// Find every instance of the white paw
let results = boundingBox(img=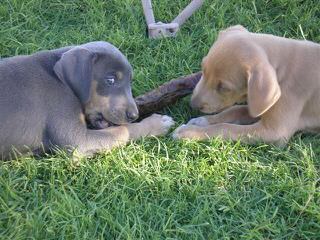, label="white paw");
[187,117,209,126]
[161,115,175,128]
[172,124,187,139]
[142,114,175,136]
[172,124,208,140]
